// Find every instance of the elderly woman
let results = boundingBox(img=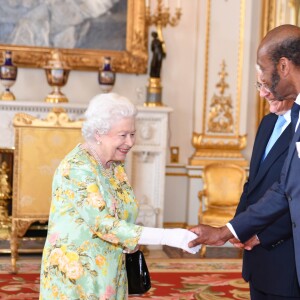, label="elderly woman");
[39,93,200,299]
